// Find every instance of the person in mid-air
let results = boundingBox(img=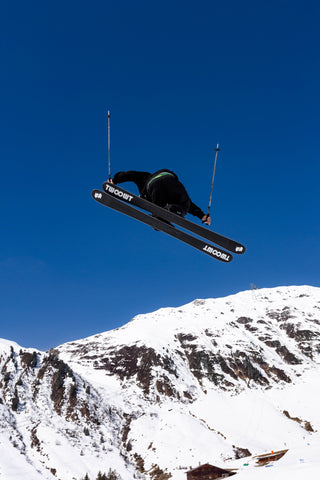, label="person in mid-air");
[109,169,211,225]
